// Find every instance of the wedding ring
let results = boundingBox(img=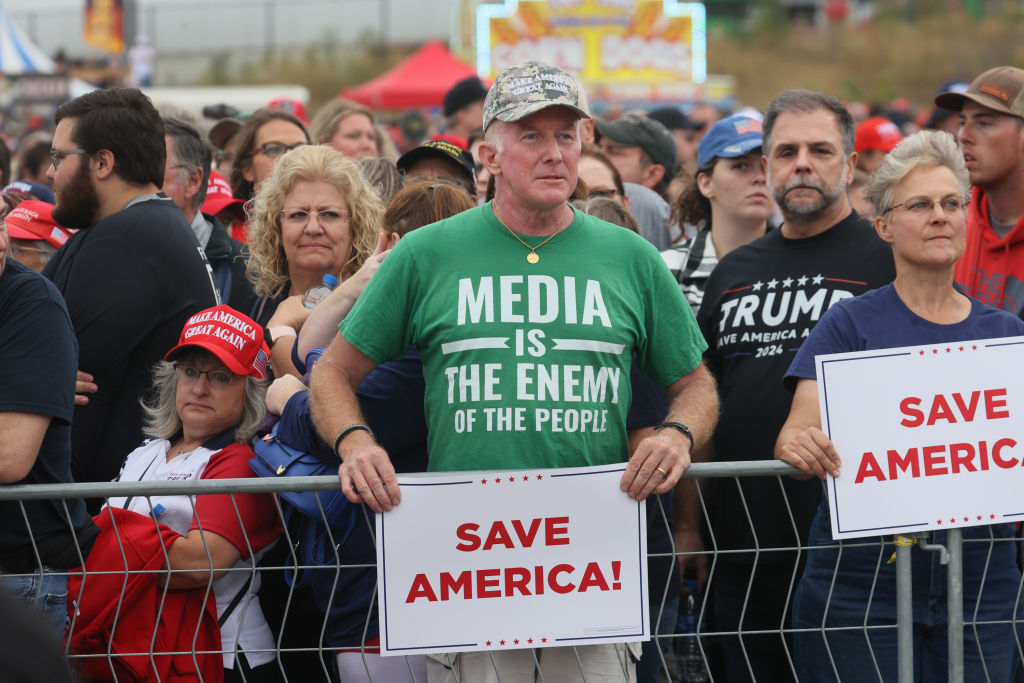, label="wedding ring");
[656,467,668,478]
